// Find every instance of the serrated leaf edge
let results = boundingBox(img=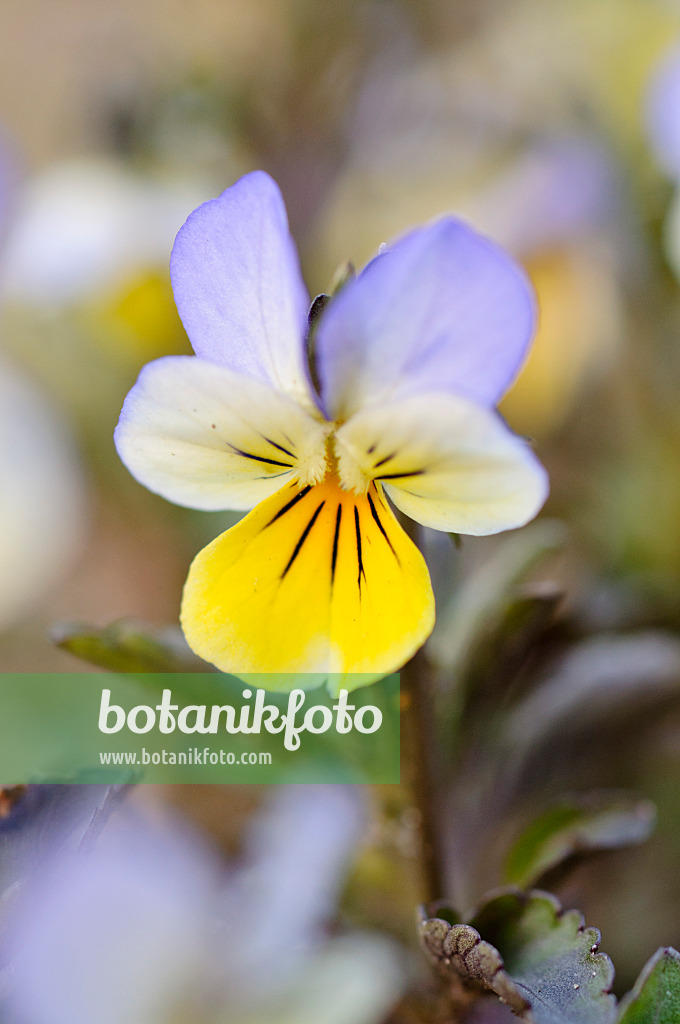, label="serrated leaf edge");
[417,902,533,1017]
[418,888,616,1023]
